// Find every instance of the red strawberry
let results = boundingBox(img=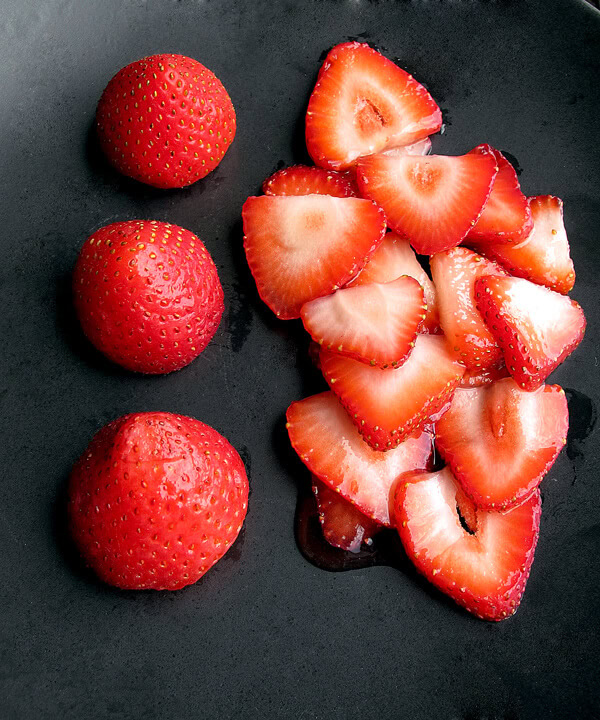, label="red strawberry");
[312,477,380,552]
[459,363,509,388]
[393,468,541,621]
[356,148,498,254]
[306,42,441,170]
[262,165,358,197]
[473,196,575,294]
[286,391,433,525]
[430,246,507,370]
[466,146,532,244]
[73,220,224,374]
[319,335,465,450]
[69,412,249,591]
[242,195,385,319]
[435,378,568,510]
[349,232,440,333]
[301,276,426,368]
[475,275,586,390]
[455,485,478,534]
[96,54,236,189]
